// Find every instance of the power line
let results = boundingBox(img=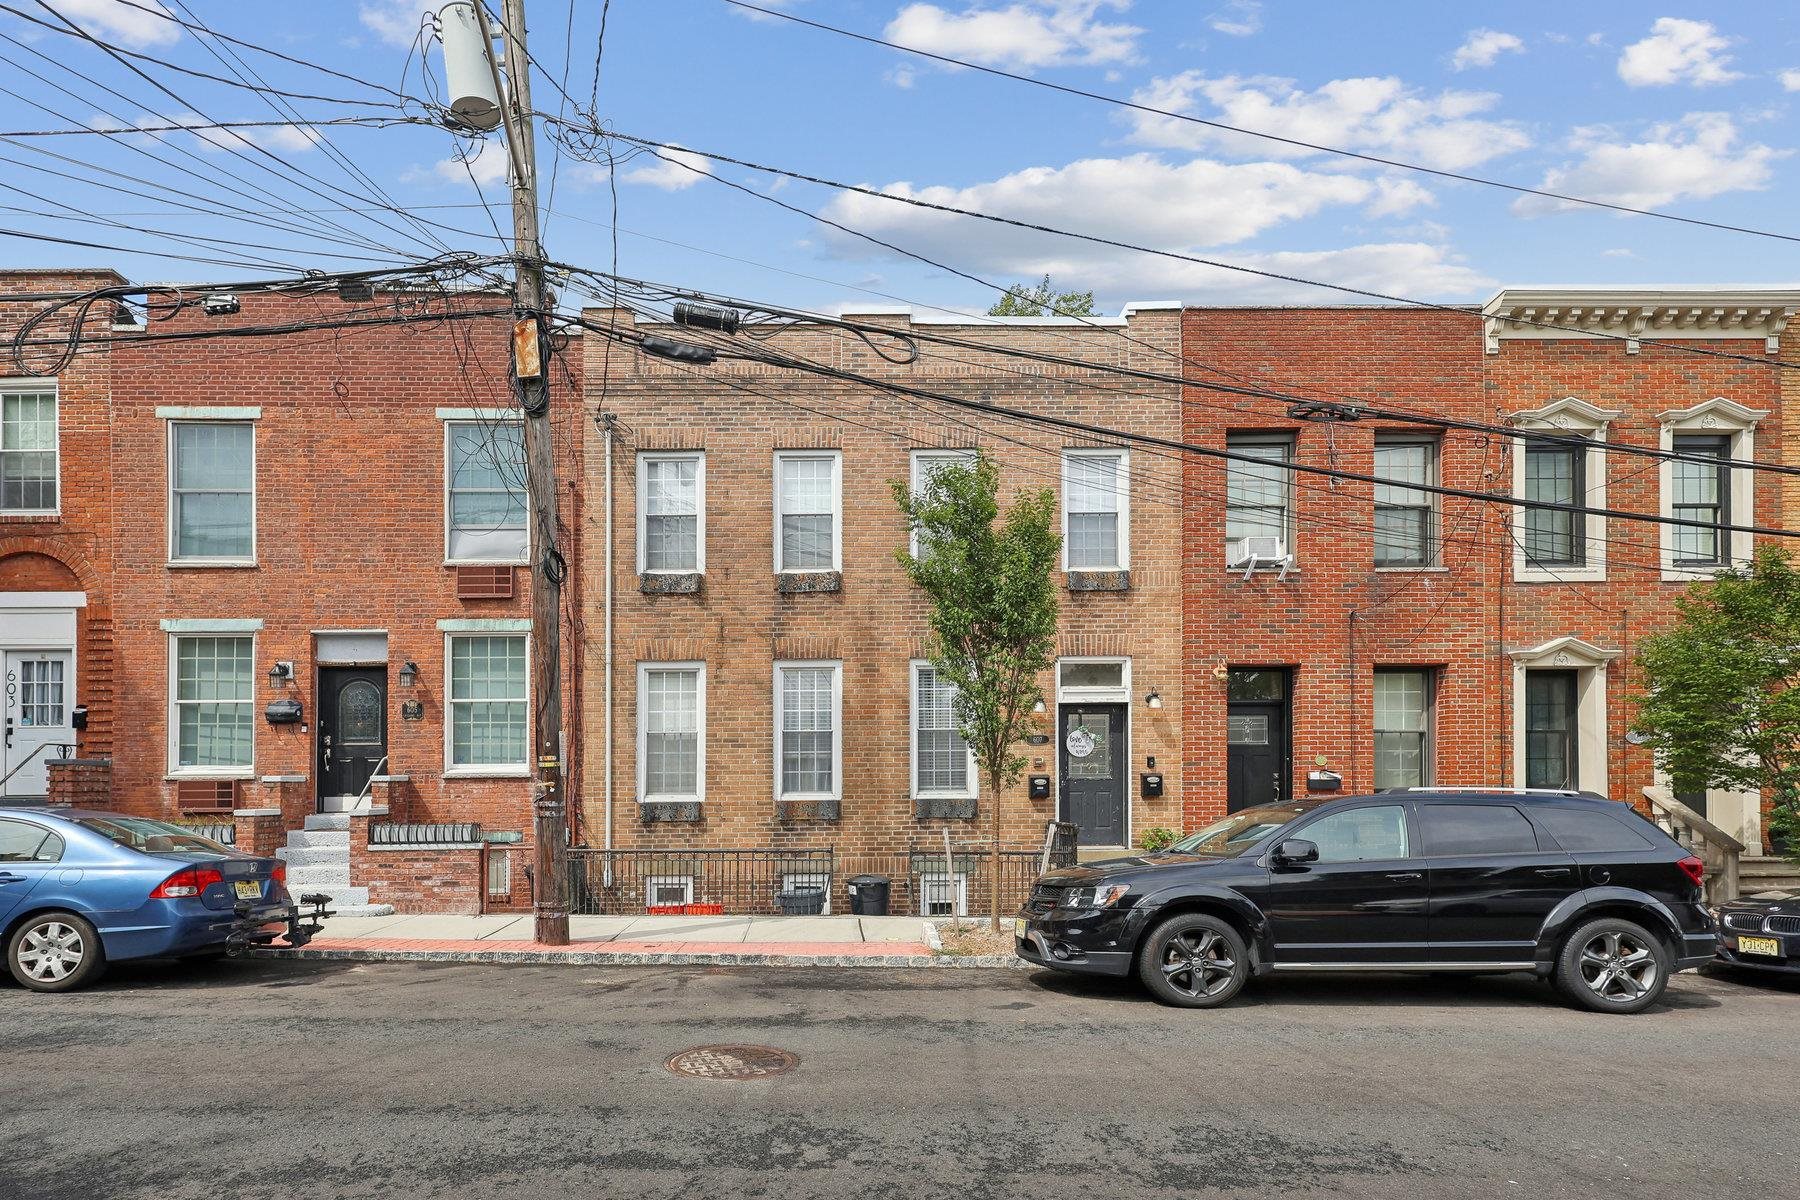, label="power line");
[715,0,1800,245]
